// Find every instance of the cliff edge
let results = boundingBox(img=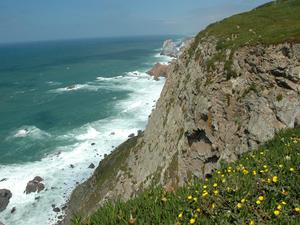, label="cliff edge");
[63,1,300,224]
